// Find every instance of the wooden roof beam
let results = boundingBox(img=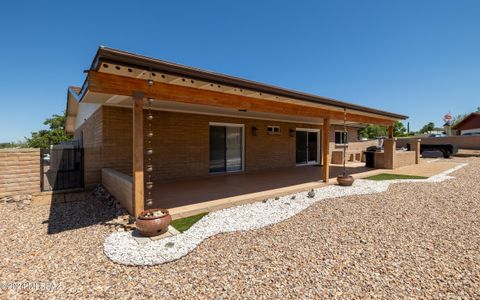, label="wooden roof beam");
[86,71,395,126]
